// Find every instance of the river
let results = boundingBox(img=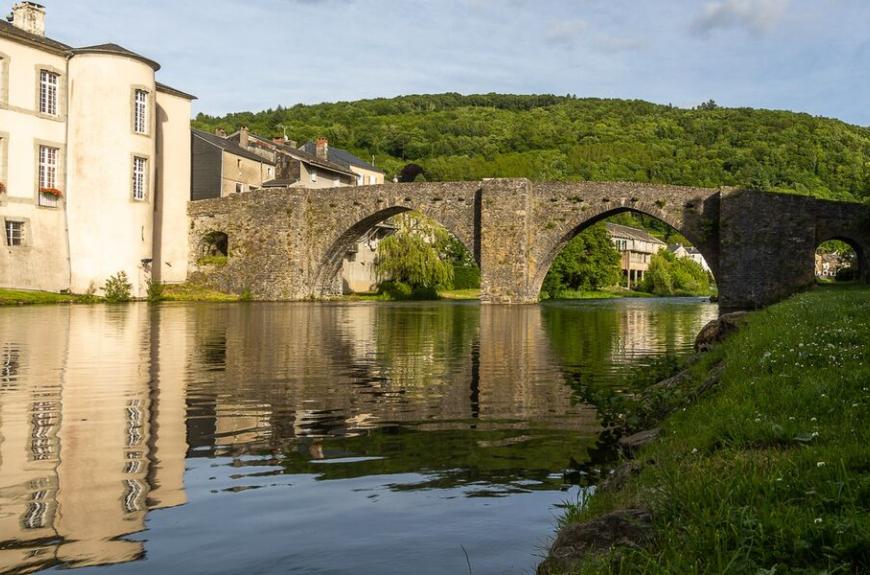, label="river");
[0,298,716,574]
